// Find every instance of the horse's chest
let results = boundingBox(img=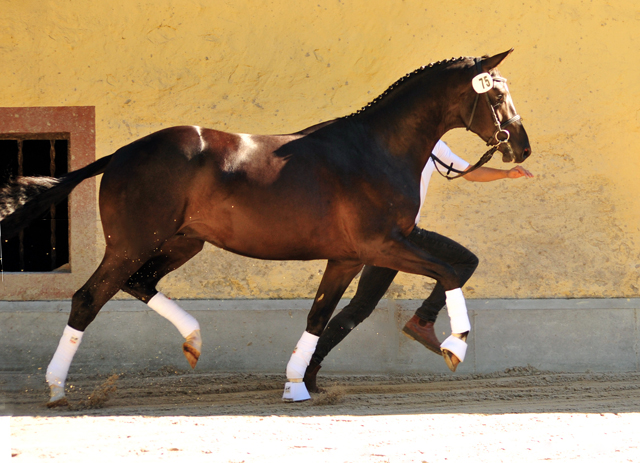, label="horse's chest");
[364,168,420,215]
